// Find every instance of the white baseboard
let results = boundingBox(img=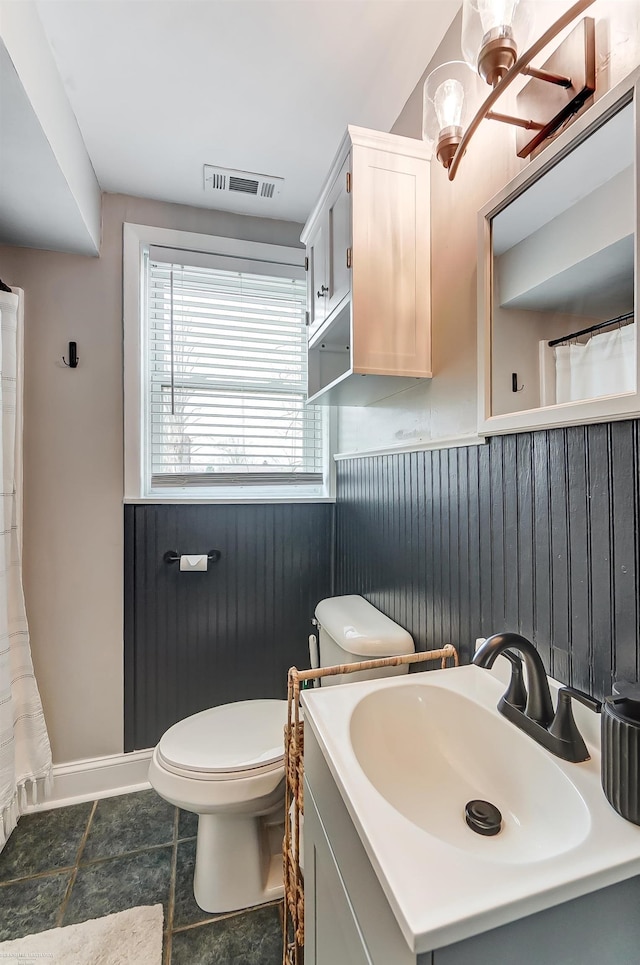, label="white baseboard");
[24,748,154,812]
